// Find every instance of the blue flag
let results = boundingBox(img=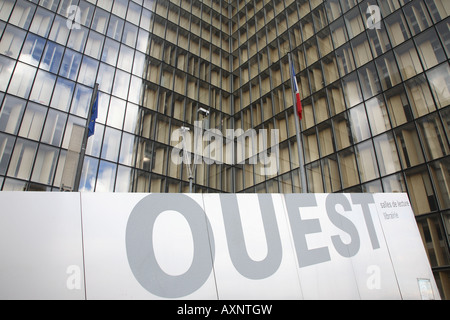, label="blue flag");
[88,92,98,137]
